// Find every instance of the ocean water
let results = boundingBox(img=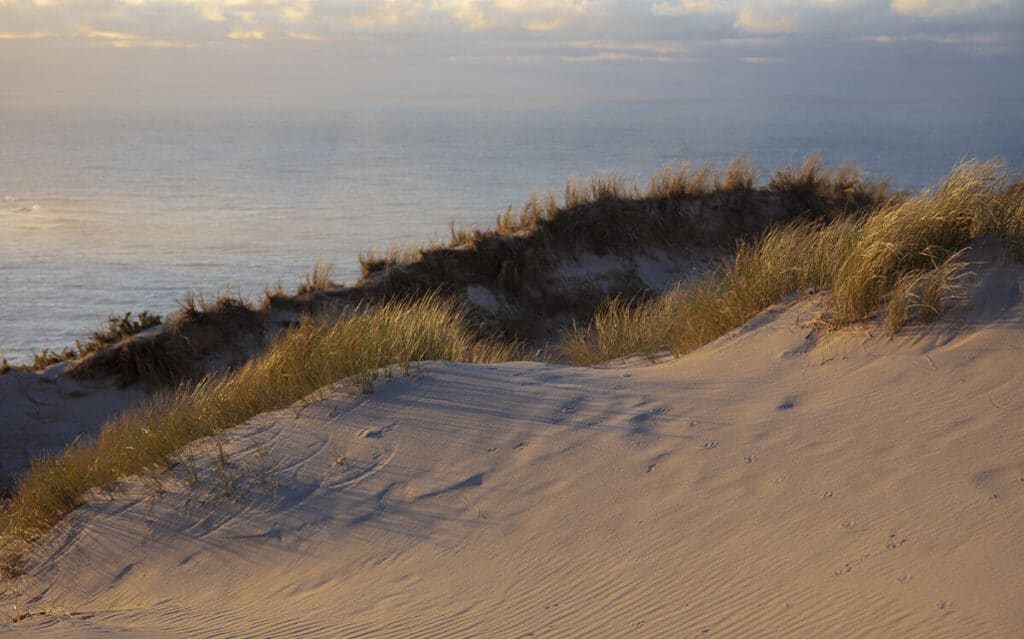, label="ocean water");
[2,97,1022,363]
